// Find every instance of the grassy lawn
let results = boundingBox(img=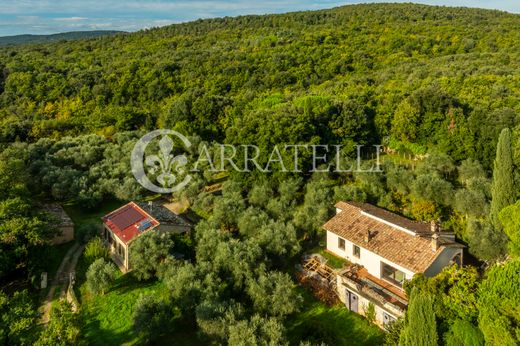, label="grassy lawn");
[304,232,348,269]
[64,199,123,229]
[79,273,202,346]
[78,267,202,345]
[80,274,165,345]
[286,288,384,346]
[307,245,349,269]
